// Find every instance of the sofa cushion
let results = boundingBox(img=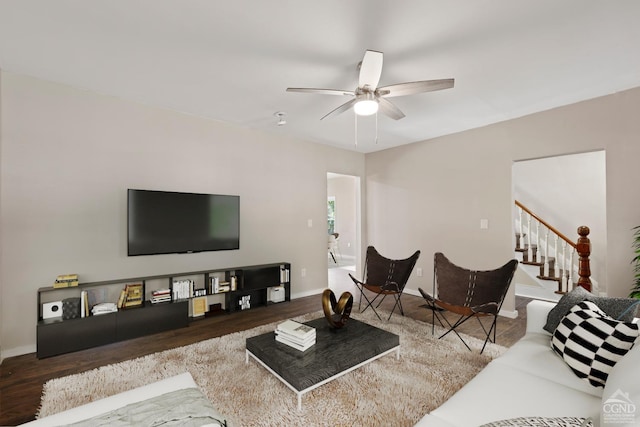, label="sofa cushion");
[493,333,602,397]
[425,361,601,426]
[414,414,458,427]
[526,300,557,335]
[479,416,593,426]
[544,287,639,333]
[601,343,640,426]
[551,301,639,388]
